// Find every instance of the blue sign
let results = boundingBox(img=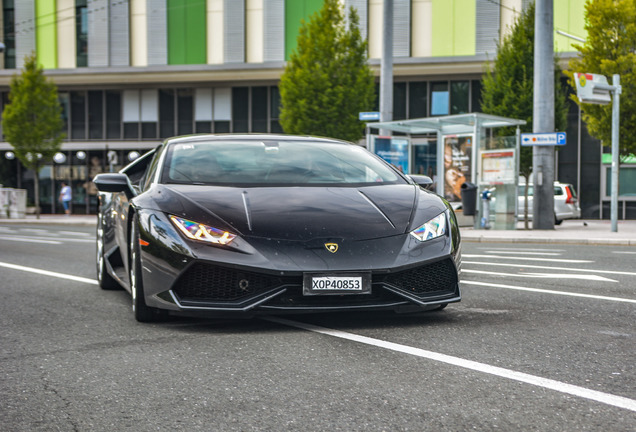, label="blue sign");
[359,111,381,121]
[521,132,567,146]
